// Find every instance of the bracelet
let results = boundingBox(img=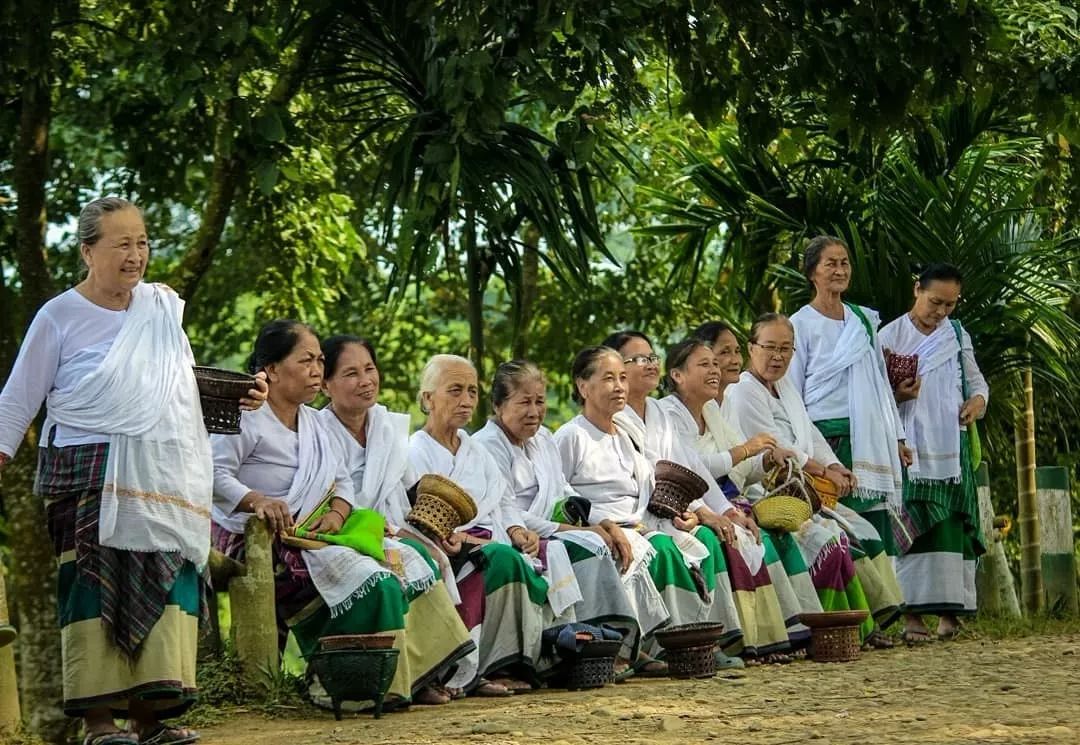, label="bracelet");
[507,526,525,540]
[330,508,349,522]
[738,445,750,462]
